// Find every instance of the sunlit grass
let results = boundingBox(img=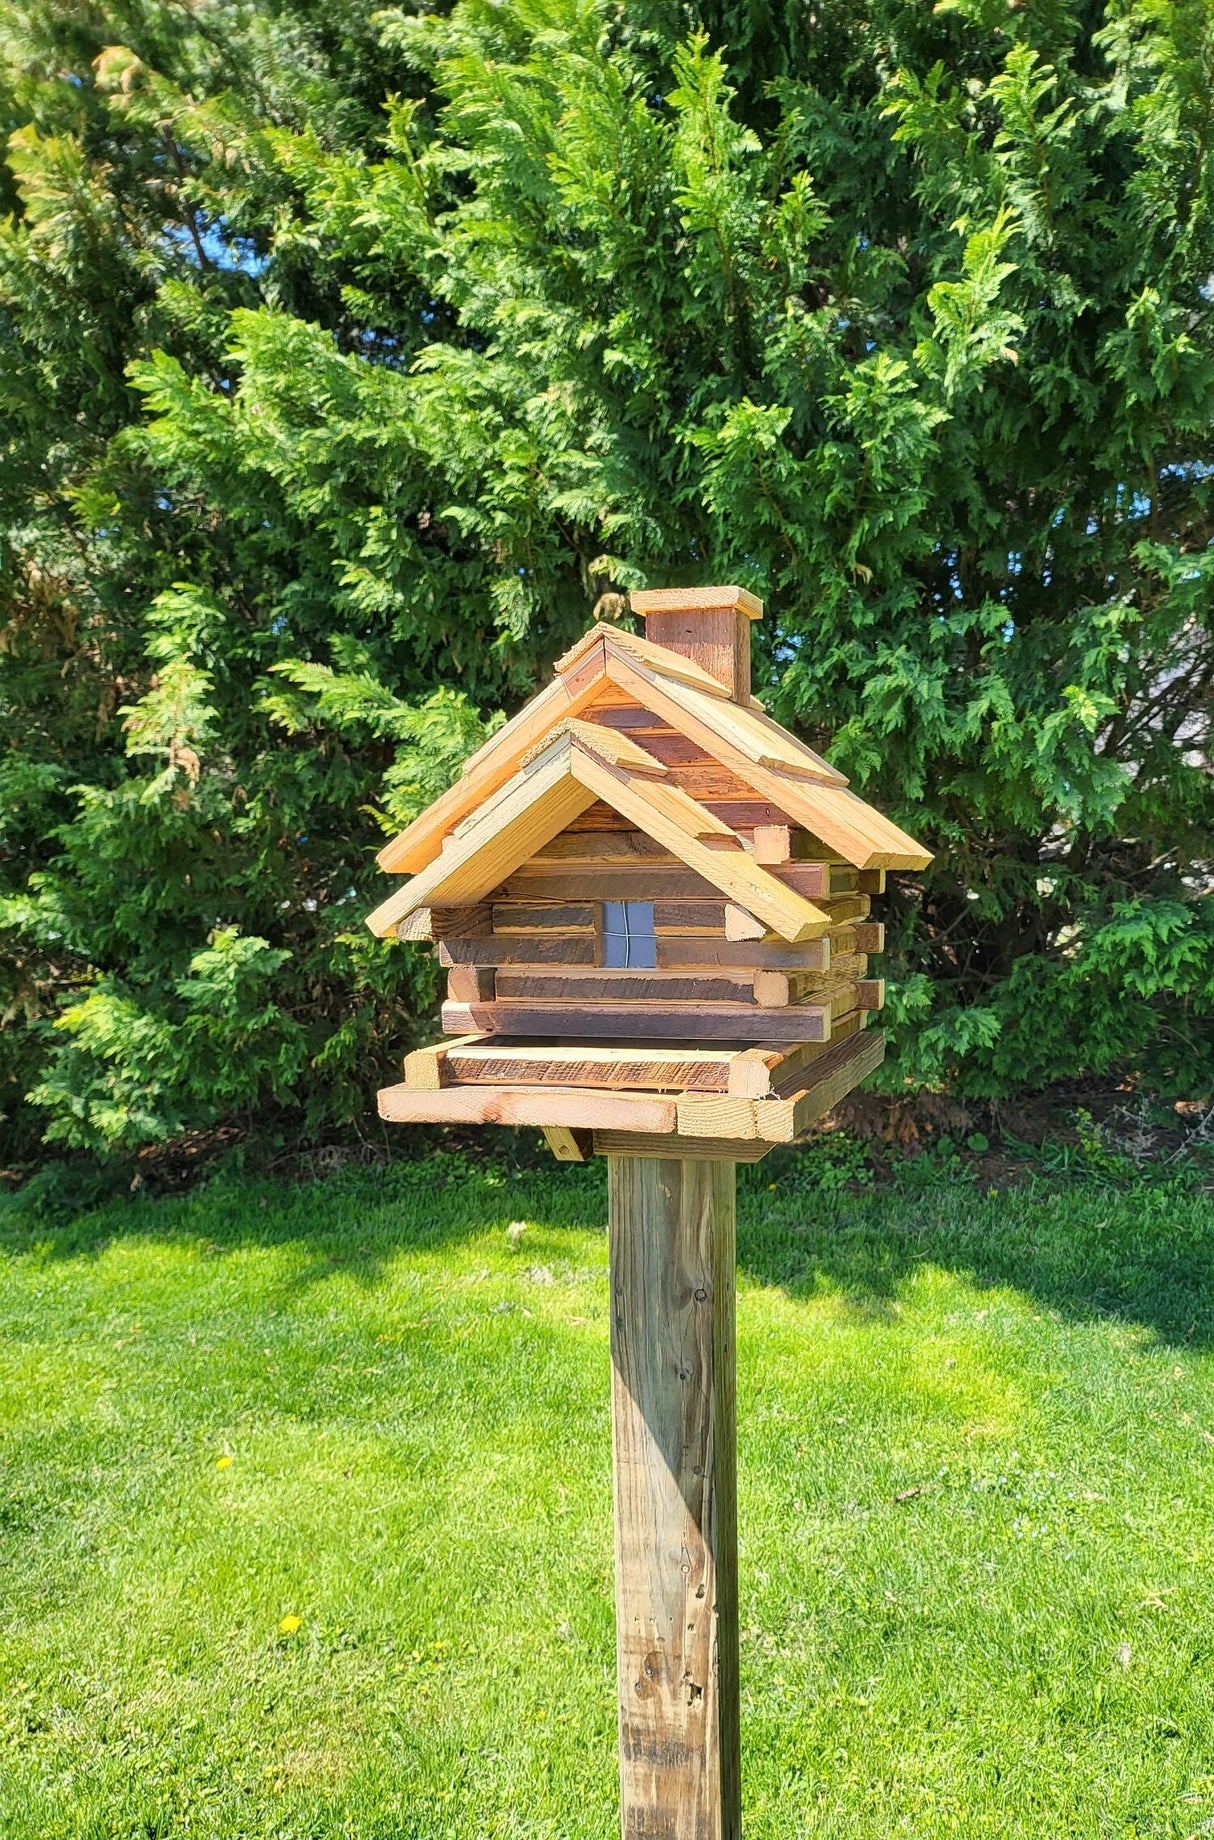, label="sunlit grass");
[2,1157,1213,1836]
